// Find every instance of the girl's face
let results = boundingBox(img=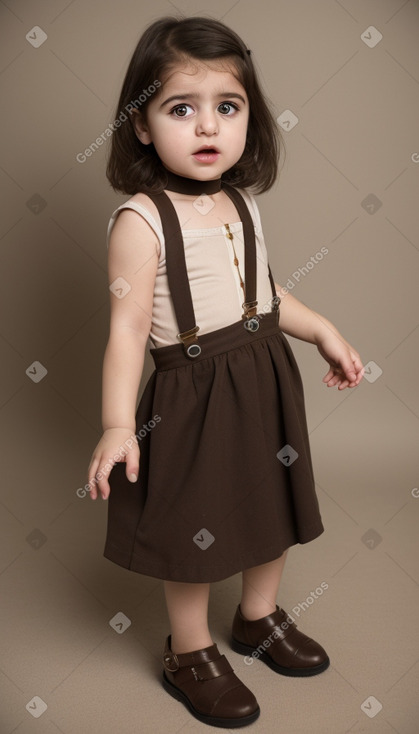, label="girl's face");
[133,60,249,181]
